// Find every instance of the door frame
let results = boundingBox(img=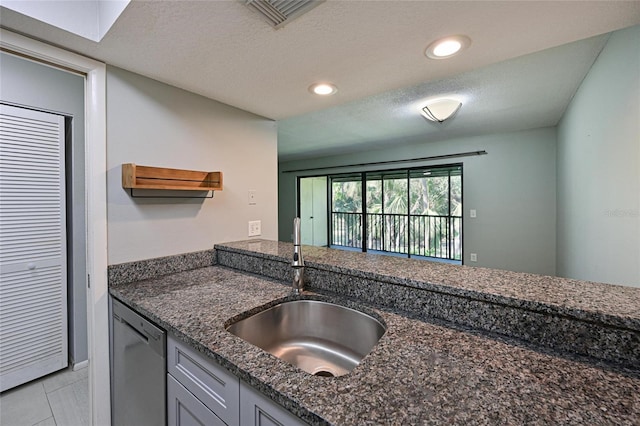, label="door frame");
[1,29,110,425]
